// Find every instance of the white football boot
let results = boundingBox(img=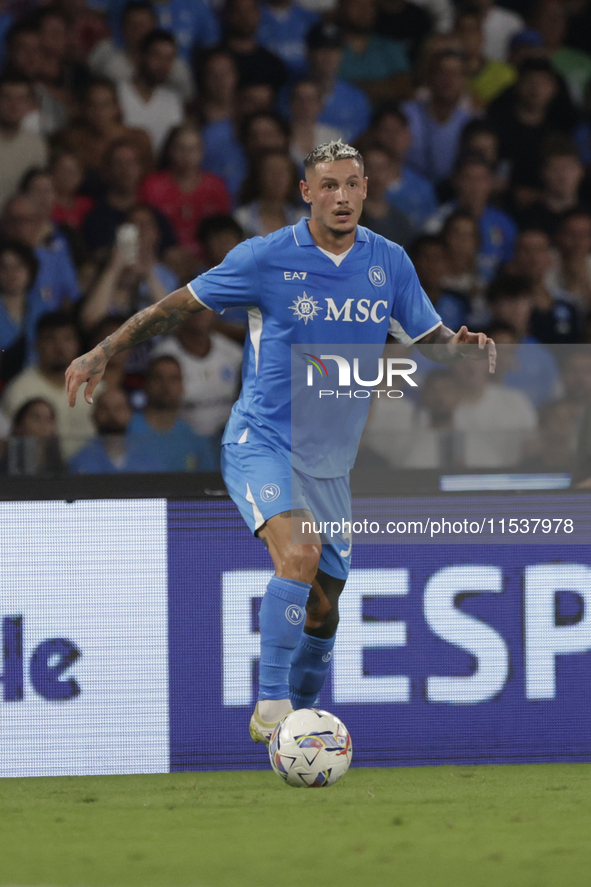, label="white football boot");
[249,702,293,745]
